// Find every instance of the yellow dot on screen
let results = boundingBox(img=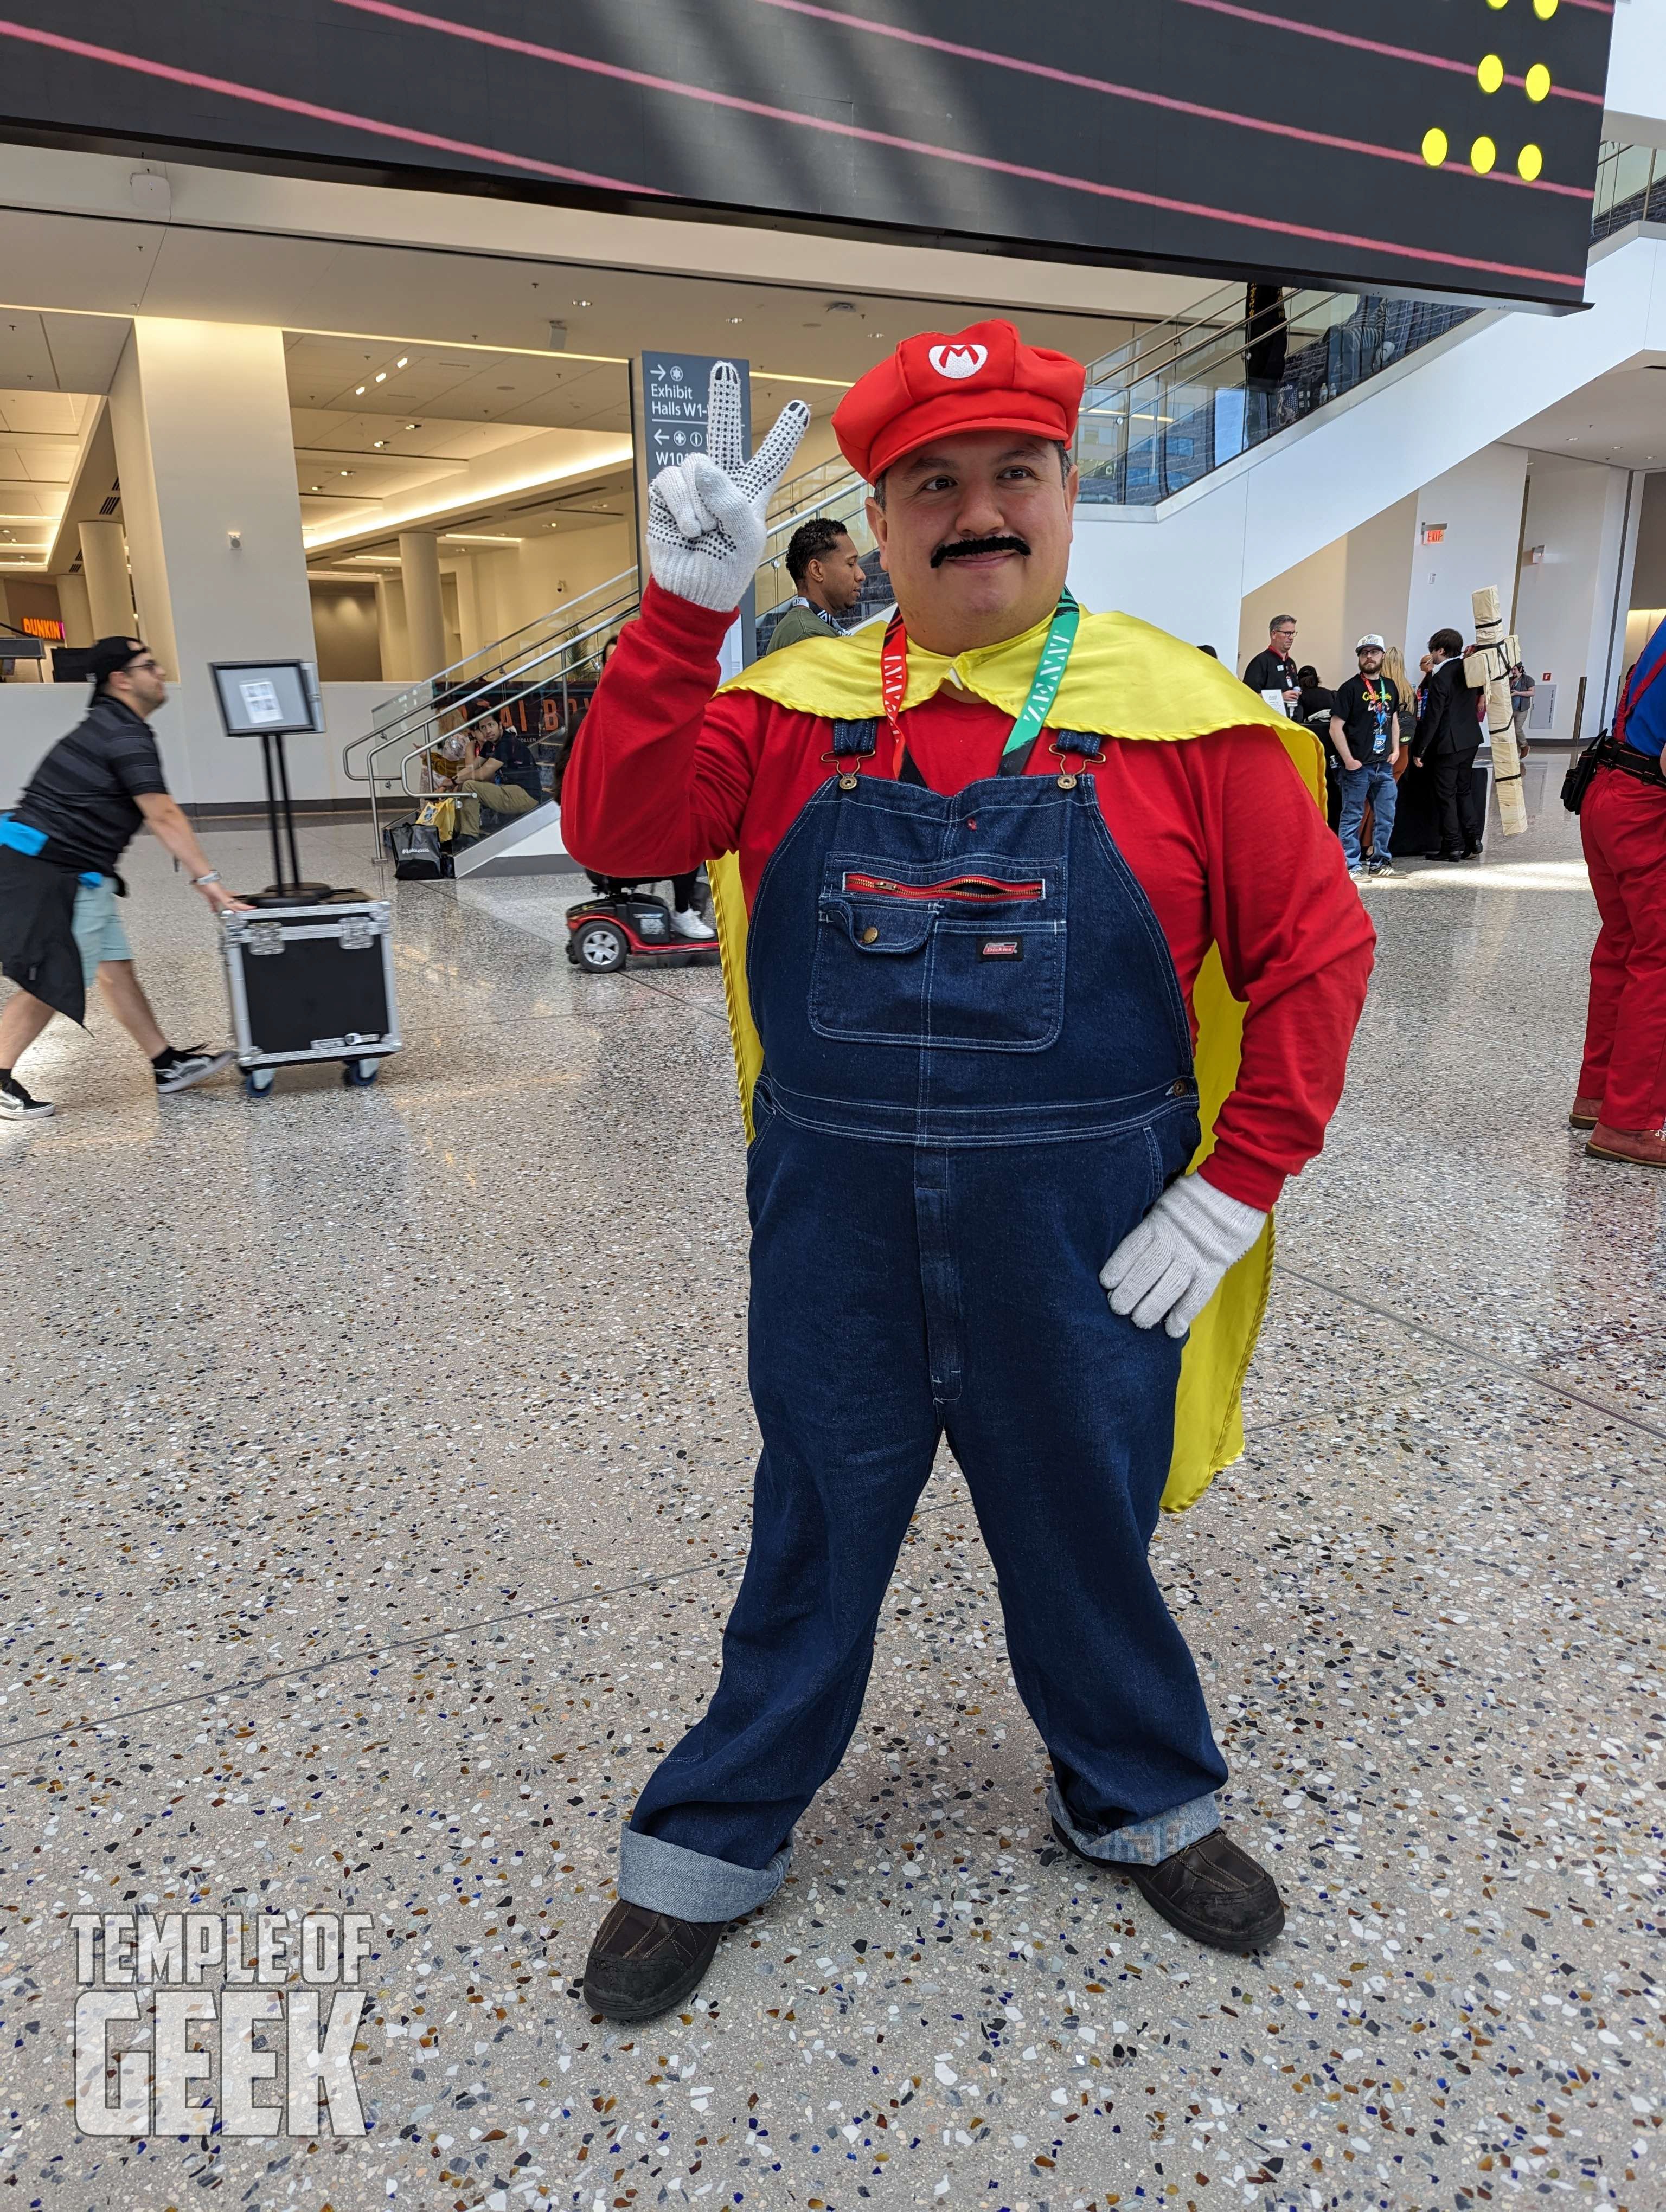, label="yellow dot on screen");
[1477,53,1504,92]
[1422,126,1450,165]
[1486,0,1507,10]
[1471,135,1497,173]
[1518,142,1543,181]
[1533,0,1557,17]
[1524,61,1551,100]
